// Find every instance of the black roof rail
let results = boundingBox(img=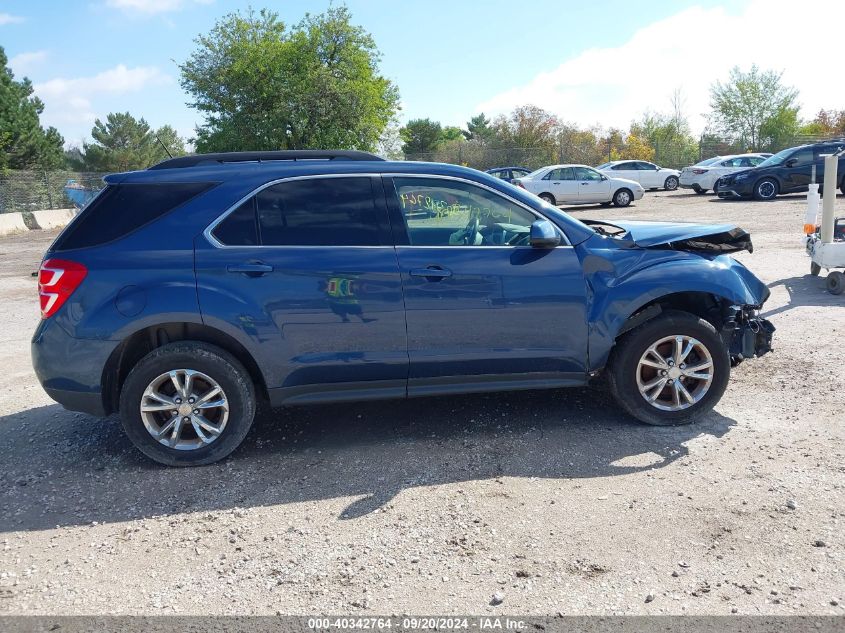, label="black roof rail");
[149,150,385,170]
